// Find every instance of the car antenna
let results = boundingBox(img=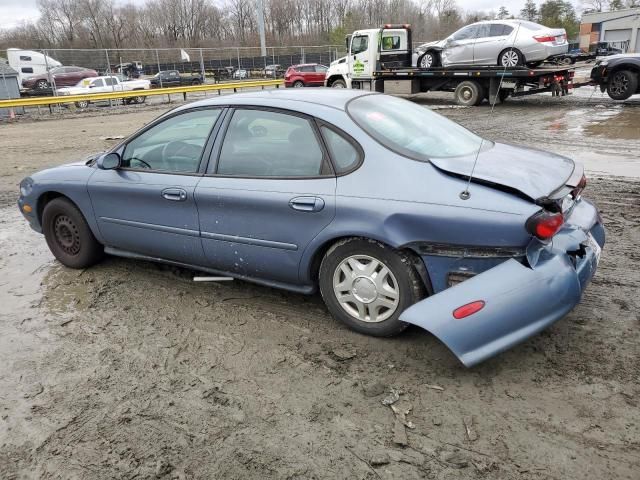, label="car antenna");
[460,21,523,200]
